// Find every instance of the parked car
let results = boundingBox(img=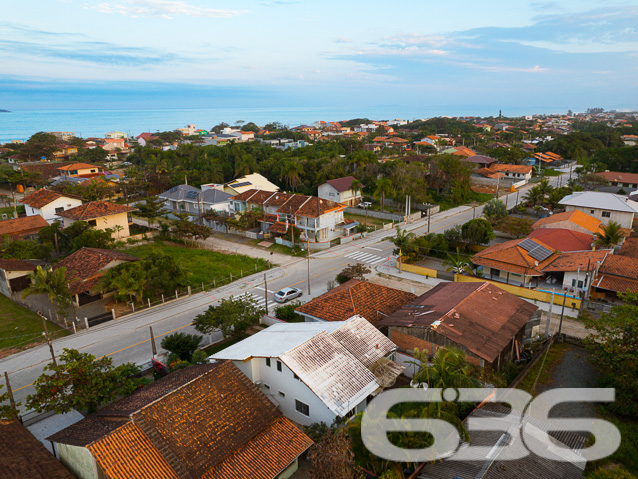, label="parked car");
[358,201,372,208]
[274,287,303,303]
